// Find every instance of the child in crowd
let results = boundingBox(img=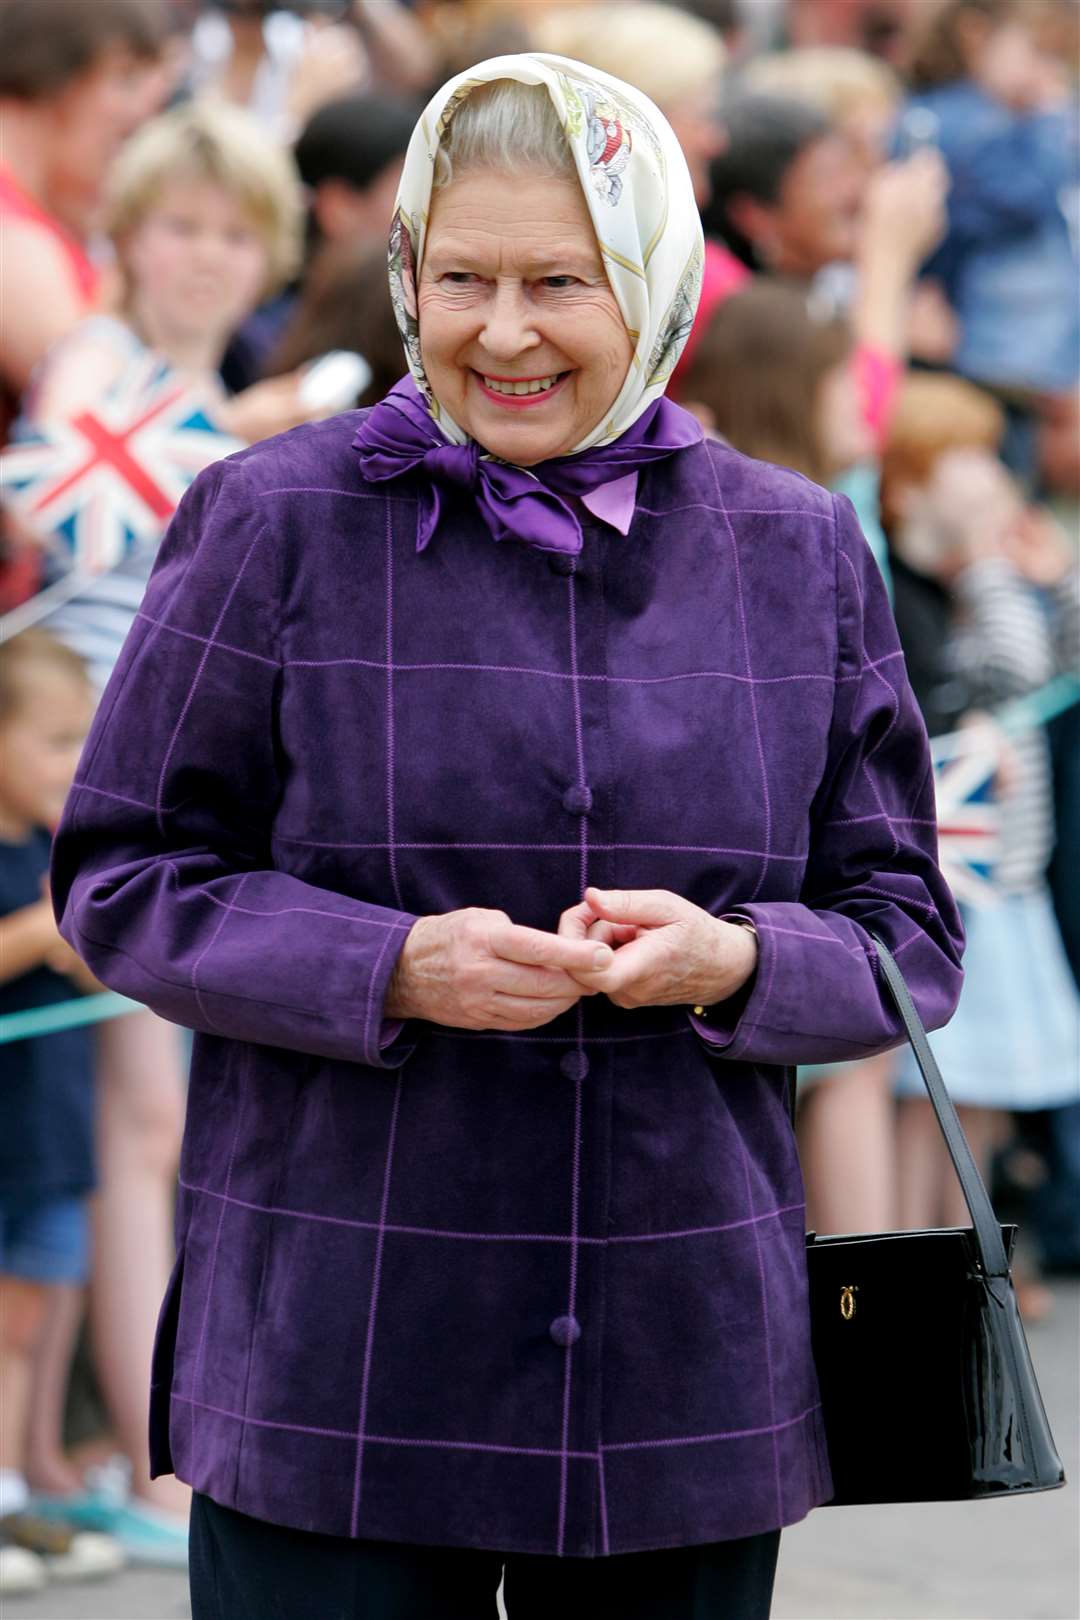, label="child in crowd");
[901,0,1079,468]
[0,632,123,1597]
[22,96,306,684]
[882,374,1080,1310]
[14,98,307,1568]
